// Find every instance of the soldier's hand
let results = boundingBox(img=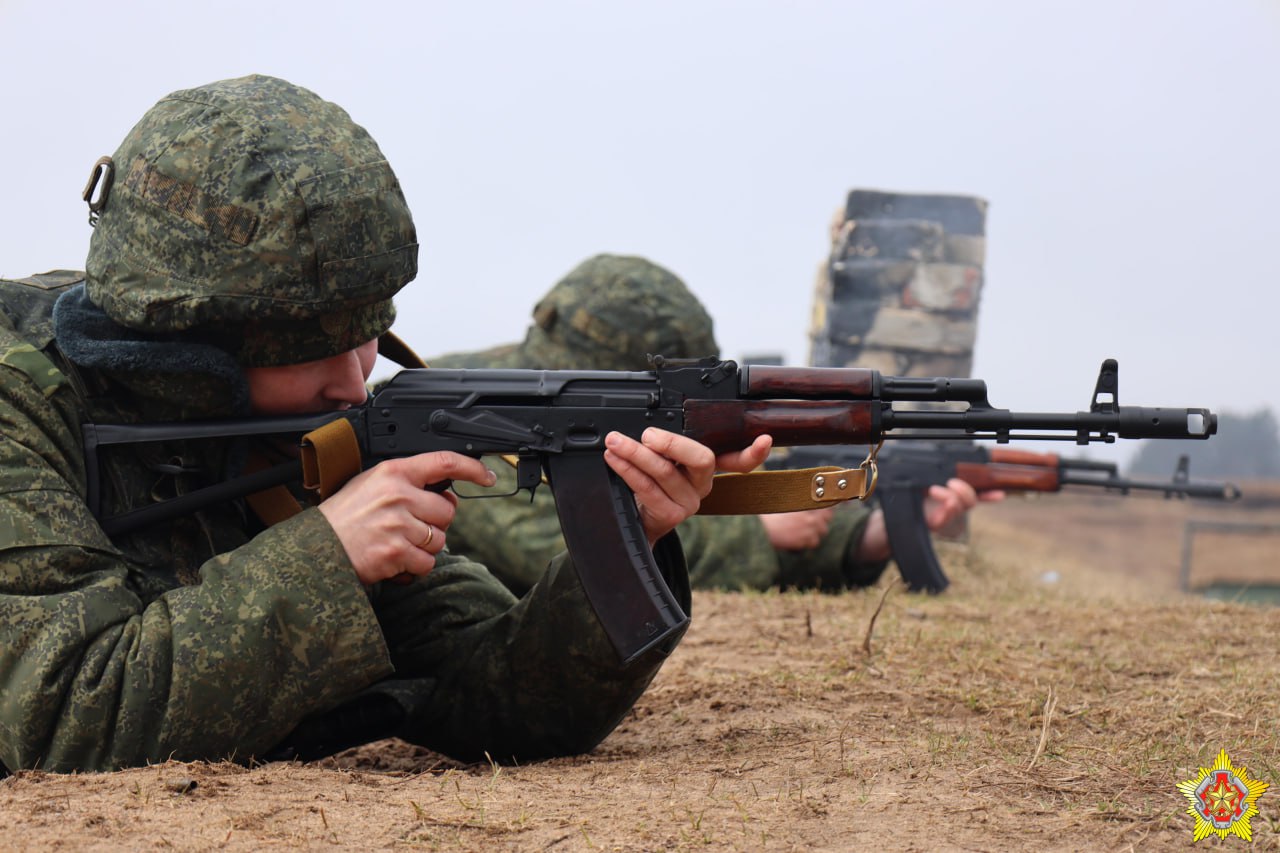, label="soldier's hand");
[318,452,496,586]
[924,477,1004,538]
[759,508,835,551]
[856,478,1004,563]
[602,429,772,546]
